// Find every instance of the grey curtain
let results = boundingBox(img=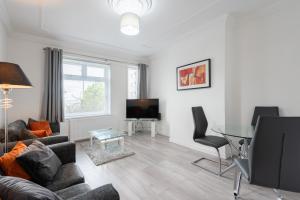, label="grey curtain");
[41,47,64,122]
[138,64,148,99]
